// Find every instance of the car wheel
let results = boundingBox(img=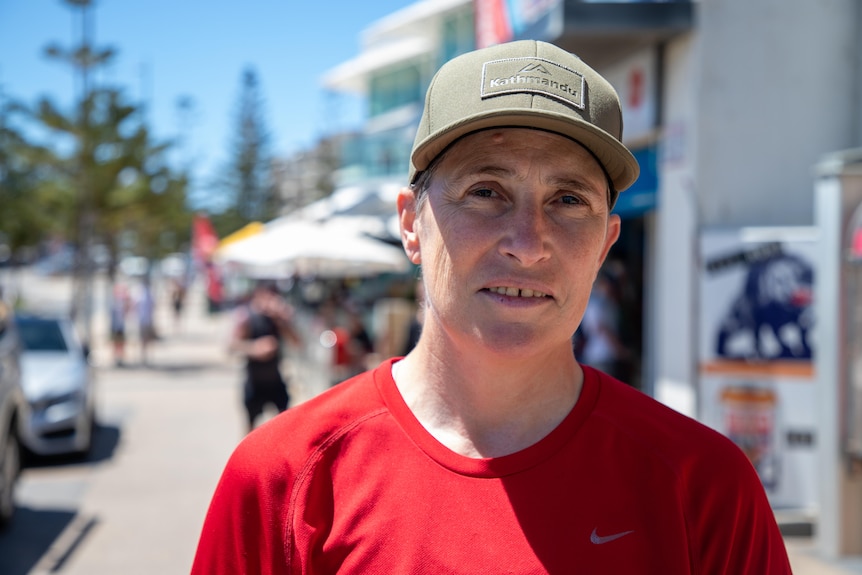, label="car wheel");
[0,427,20,529]
[73,407,96,460]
